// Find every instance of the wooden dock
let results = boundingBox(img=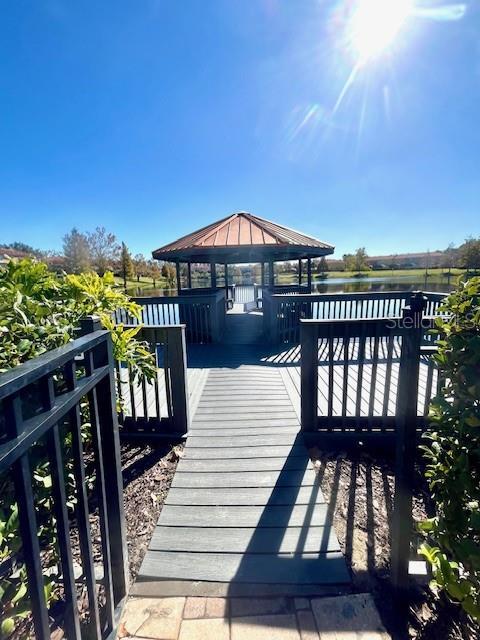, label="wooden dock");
[132,346,351,597]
